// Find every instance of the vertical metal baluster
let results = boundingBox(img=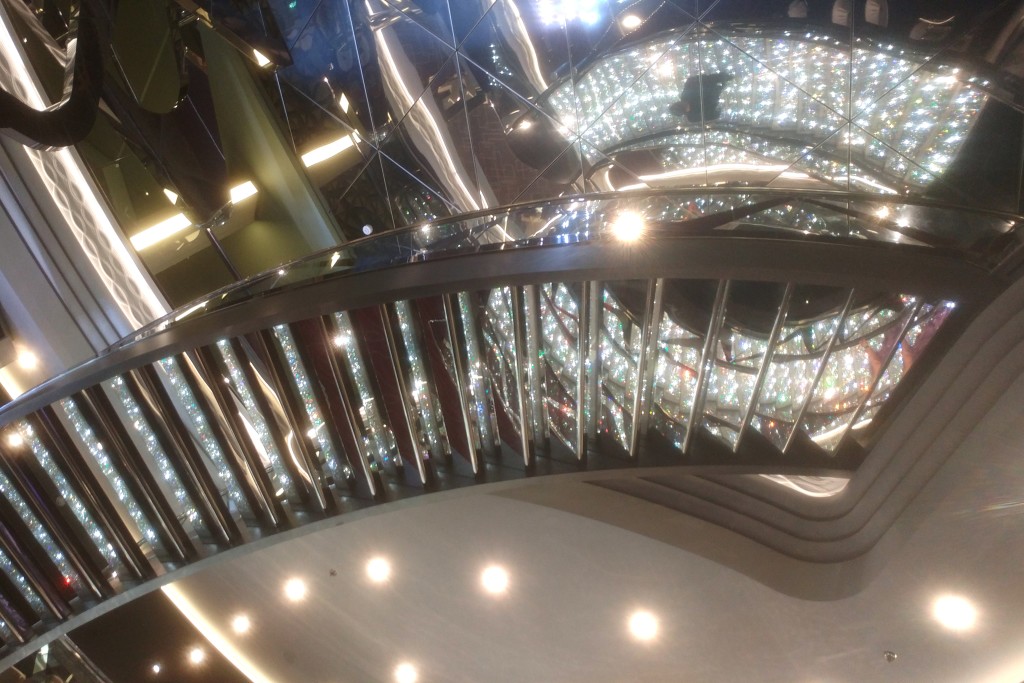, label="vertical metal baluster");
[0,443,108,601]
[316,316,379,499]
[735,283,794,452]
[443,293,480,475]
[379,305,430,486]
[844,300,924,432]
[637,278,666,440]
[683,280,732,455]
[394,300,448,462]
[460,292,499,454]
[33,409,159,580]
[253,330,332,513]
[177,352,280,529]
[127,367,242,547]
[191,347,292,529]
[229,338,330,506]
[0,574,30,642]
[523,285,546,451]
[576,282,590,462]
[586,282,603,443]
[783,289,858,453]
[631,279,666,458]
[0,500,68,621]
[75,389,194,563]
[511,287,535,470]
